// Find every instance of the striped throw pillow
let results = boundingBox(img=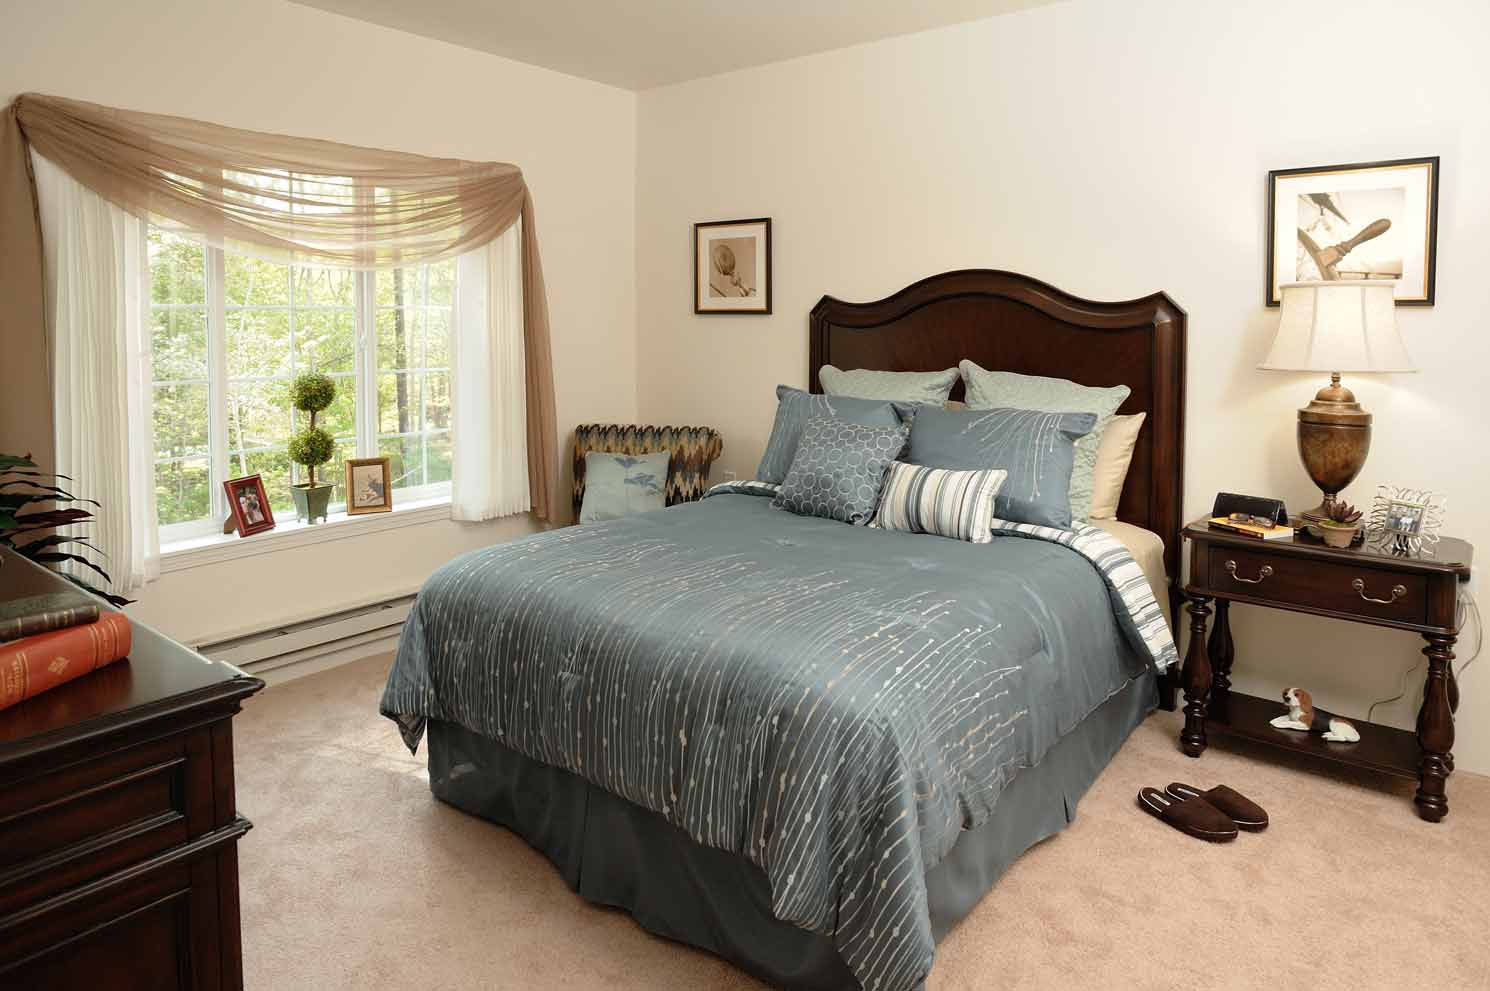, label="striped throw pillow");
[873,462,1008,543]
